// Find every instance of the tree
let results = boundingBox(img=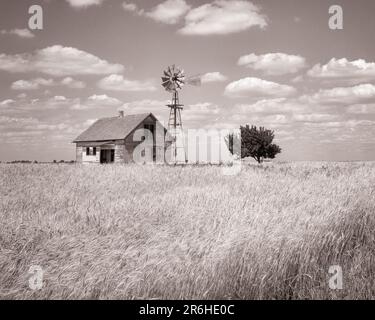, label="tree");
[226,125,282,164]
